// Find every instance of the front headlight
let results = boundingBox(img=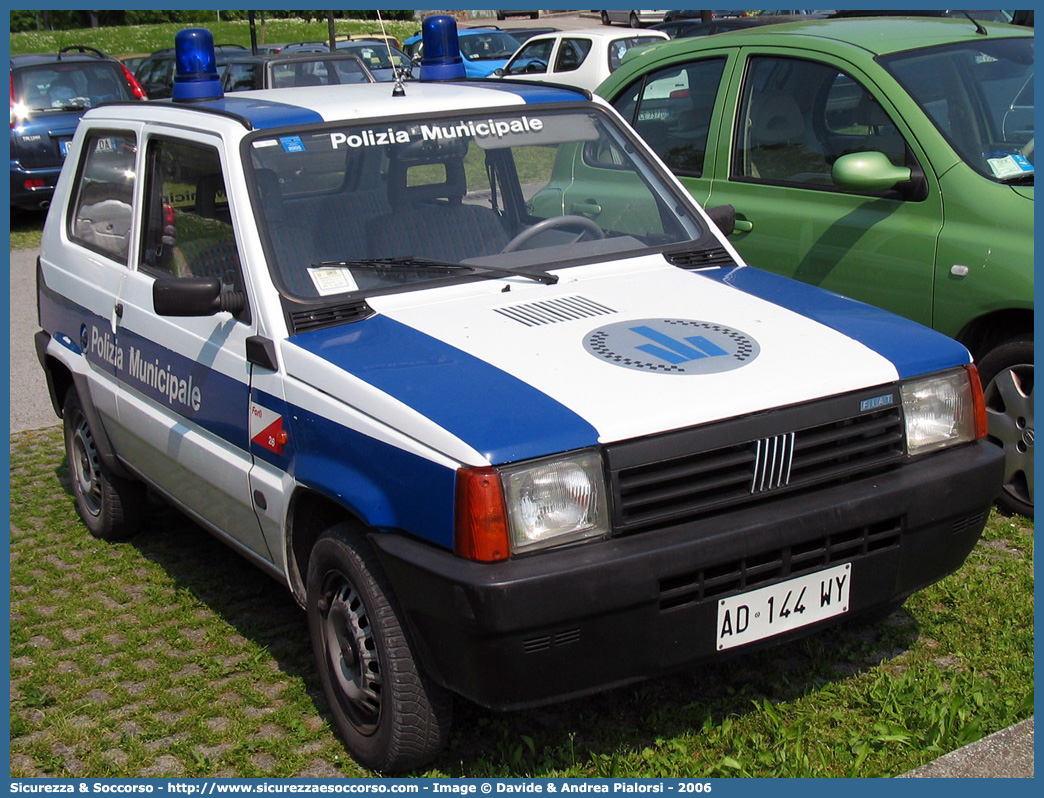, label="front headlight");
[901,366,986,456]
[501,451,609,554]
